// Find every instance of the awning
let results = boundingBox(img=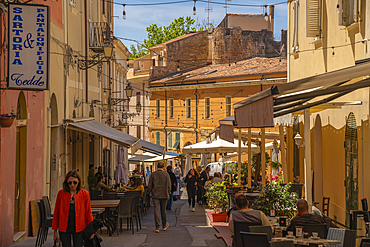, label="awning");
[233,60,370,128]
[66,118,164,155]
[219,116,235,143]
